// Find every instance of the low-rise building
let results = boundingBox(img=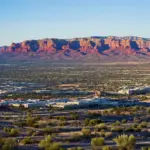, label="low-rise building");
[0,90,7,94]
[22,101,46,108]
[118,86,150,95]
[11,103,21,107]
